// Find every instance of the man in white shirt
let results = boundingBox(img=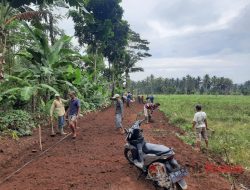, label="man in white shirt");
[192,104,208,151]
